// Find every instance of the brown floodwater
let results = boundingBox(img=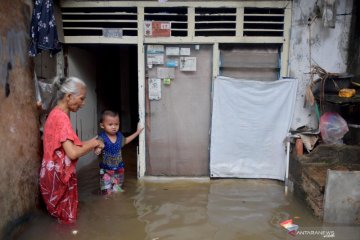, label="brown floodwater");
[16,146,360,240]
